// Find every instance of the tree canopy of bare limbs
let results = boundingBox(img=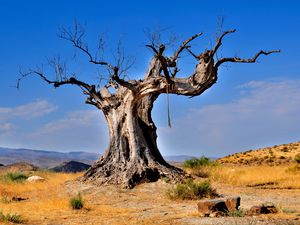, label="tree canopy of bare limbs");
[19,24,279,188]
